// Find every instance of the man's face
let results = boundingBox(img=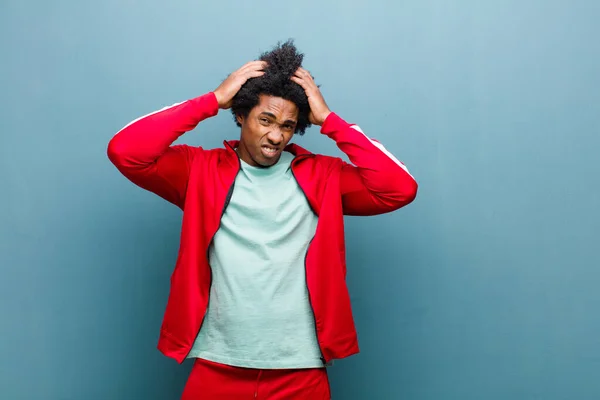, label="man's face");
[236,94,298,167]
